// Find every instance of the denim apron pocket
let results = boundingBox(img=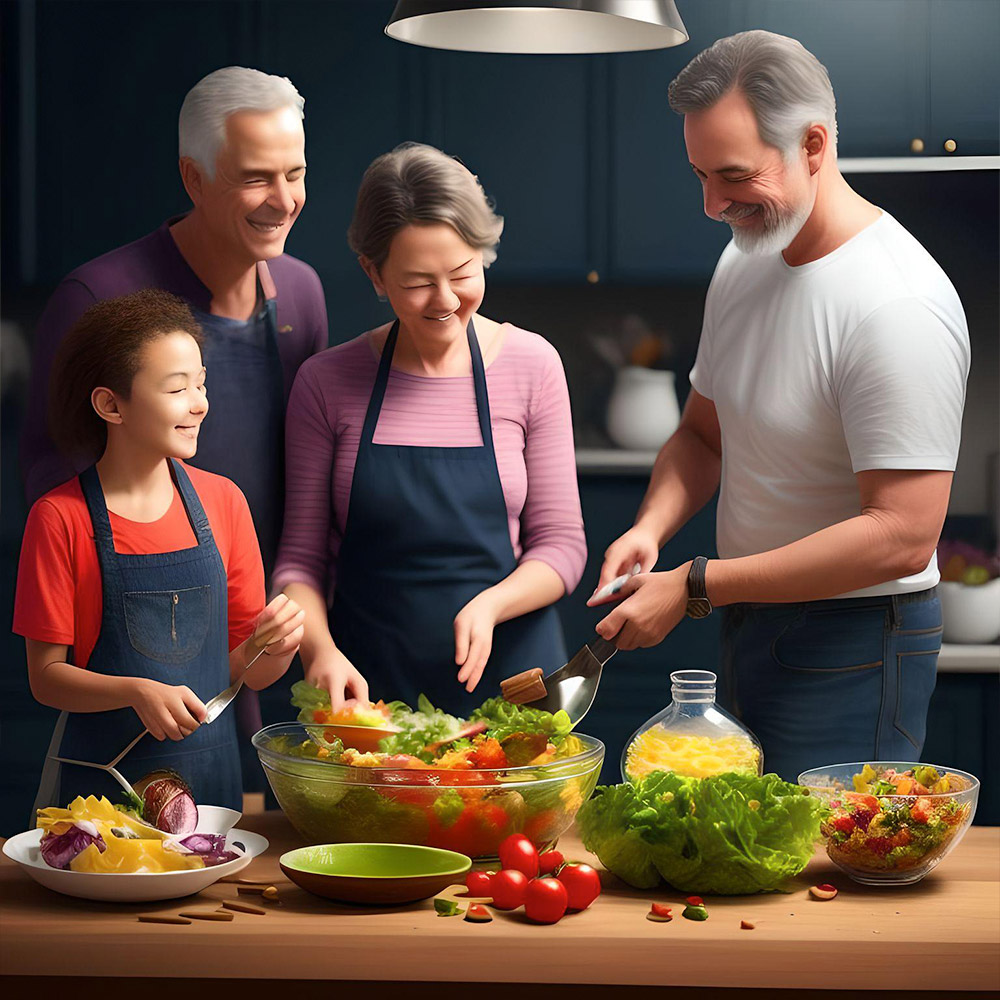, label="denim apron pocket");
[124,585,211,664]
